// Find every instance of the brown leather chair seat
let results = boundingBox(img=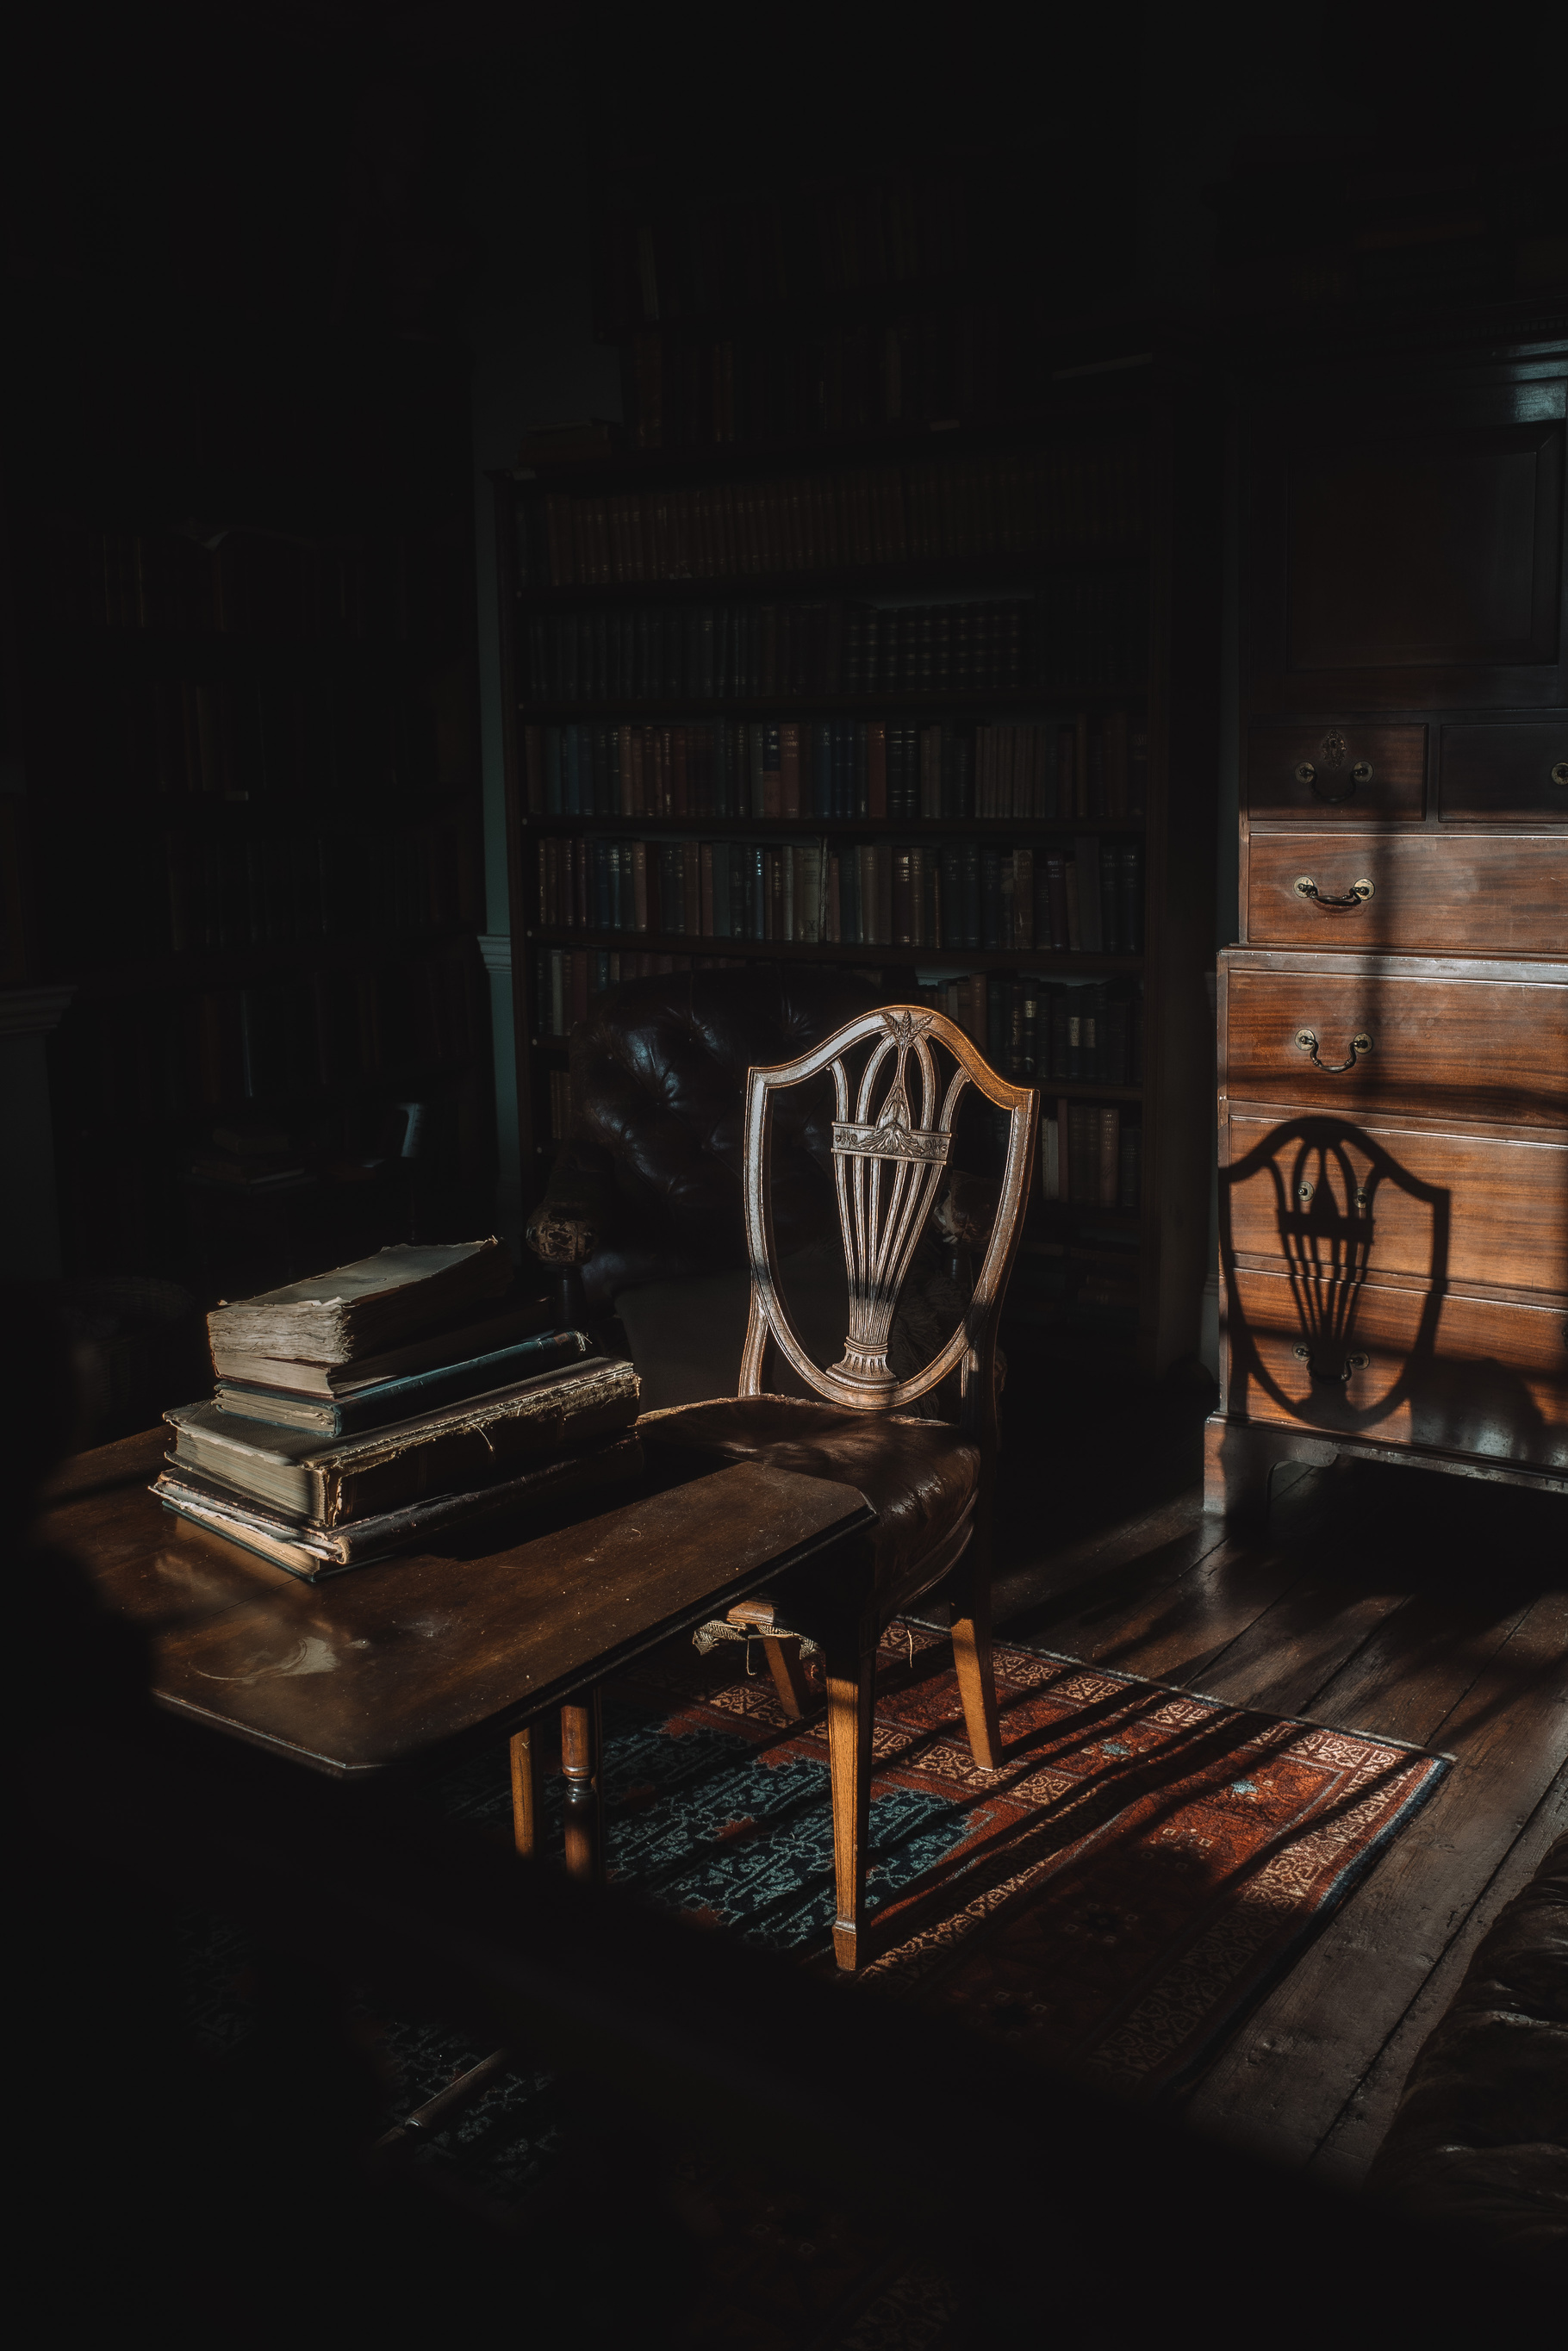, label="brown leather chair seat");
[641,1395,980,1626]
